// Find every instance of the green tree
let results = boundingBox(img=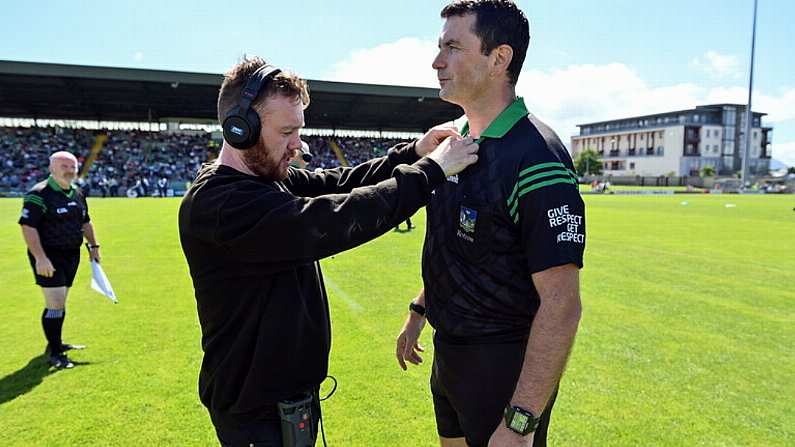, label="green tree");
[787,167,795,175]
[700,165,716,177]
[574,149,602,176]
